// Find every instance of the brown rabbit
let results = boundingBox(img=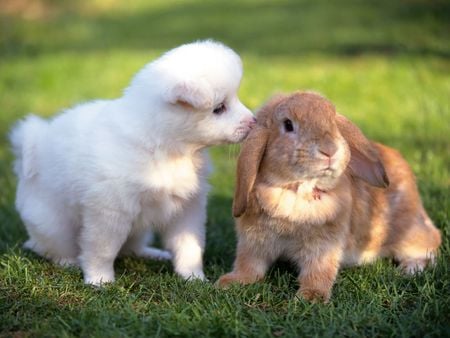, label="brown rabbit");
[217,91,441,302]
